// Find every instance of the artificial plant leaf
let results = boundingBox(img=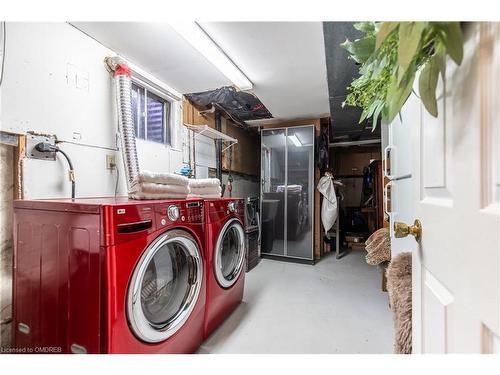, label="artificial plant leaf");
[434,45,447,80]
[396,65,406,85]
[418,54,440,117]
[359,56,376,75]
[396,59,418,86]
[354,22,376,34]
[364,99,382,123]
[376,22,399,49]
[372,55,389,77]
[381,104,389,123]
[358,103,375,124]
[359,107,369,123]
[371,100,385,131]
[340,39,354,52]
[386,73,414,122]
[439,22,464,65]
[398,22,426,72]
[340,35,376,64]
[358,99,379,124]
